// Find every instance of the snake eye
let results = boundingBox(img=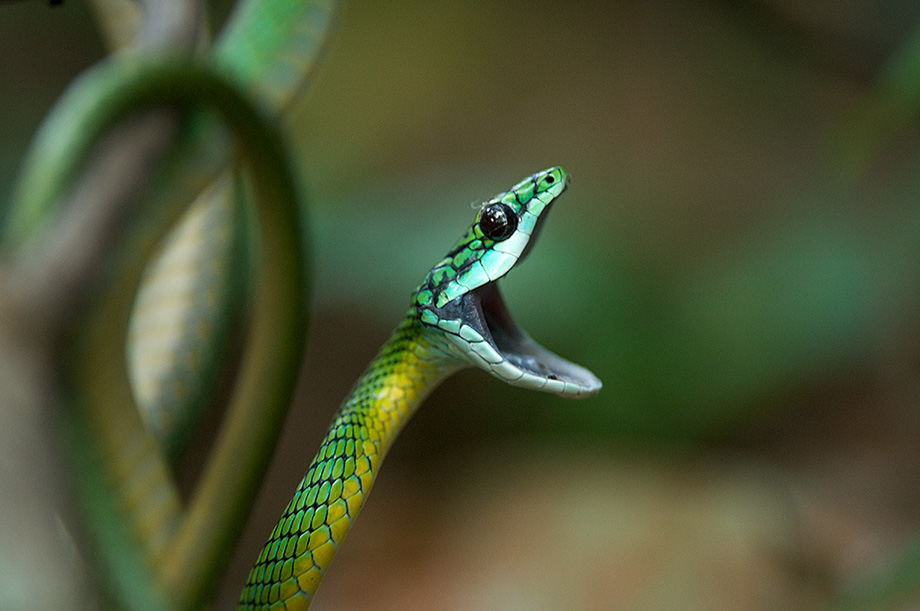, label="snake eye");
[479,203,517,241]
